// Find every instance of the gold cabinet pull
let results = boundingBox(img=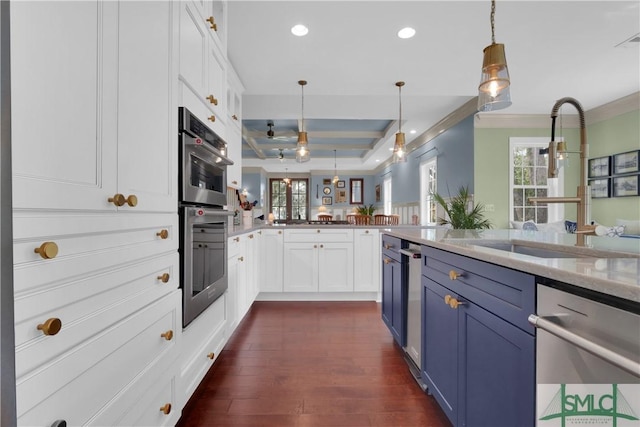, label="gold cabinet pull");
[248,234,254,239]
[383,258,392,264]
[233,237,240,242]
[156,229,169,239]
[384,244,393,250]
[320,244,324,248]
[449,270,463,281]
[444,294,452,305]
[160,403,172,415]
[125,194,138,207]
[157,273,170,283]
[206,94,218,105]
[37,318,62,336]
[365,230,370,234]
[313,245,317,248]
[207,352,215,360]
[316,229,320,233]
[444,294,464,309]
[108,193,126,206]
[232,180,238,185]
[278,231,282,234]
[160,330,174,341]
[238,256,244,262]
[258,231,262,235]
[34,241,59,259]
[208,115,216,122]
[205,16,217,31]
[232,114,238,121]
